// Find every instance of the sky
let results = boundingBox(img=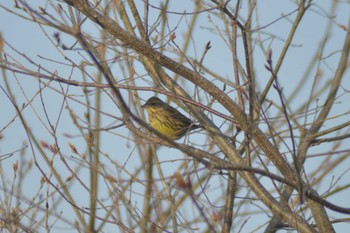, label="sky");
[0,0,350,232]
